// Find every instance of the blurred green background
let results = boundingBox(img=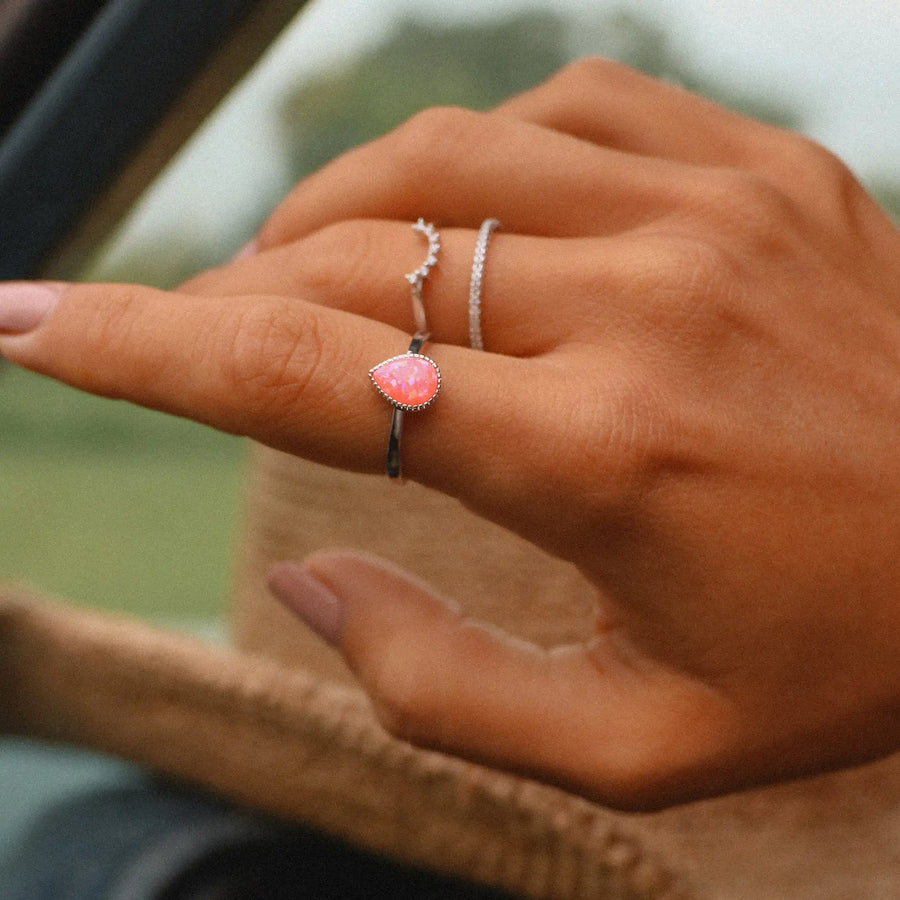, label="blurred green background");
[1,6,897,622]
